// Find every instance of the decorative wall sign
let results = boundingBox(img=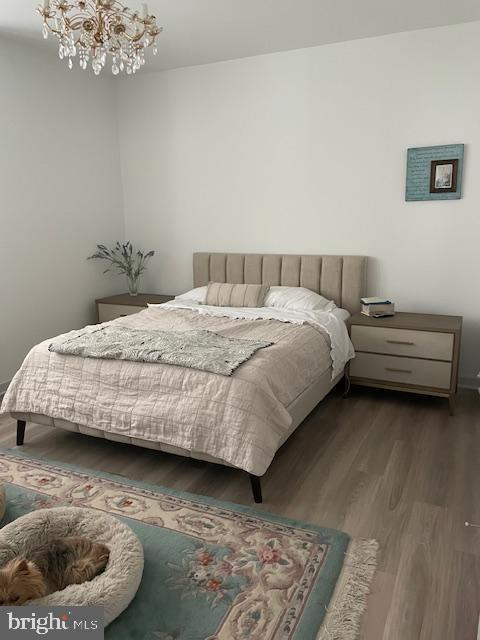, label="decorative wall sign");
[406,144,464,201]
